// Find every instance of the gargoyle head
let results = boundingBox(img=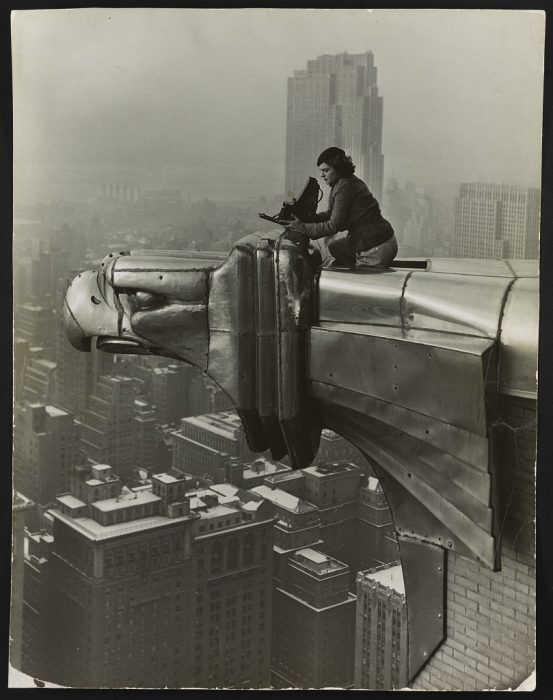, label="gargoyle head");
[64,233,323,468]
